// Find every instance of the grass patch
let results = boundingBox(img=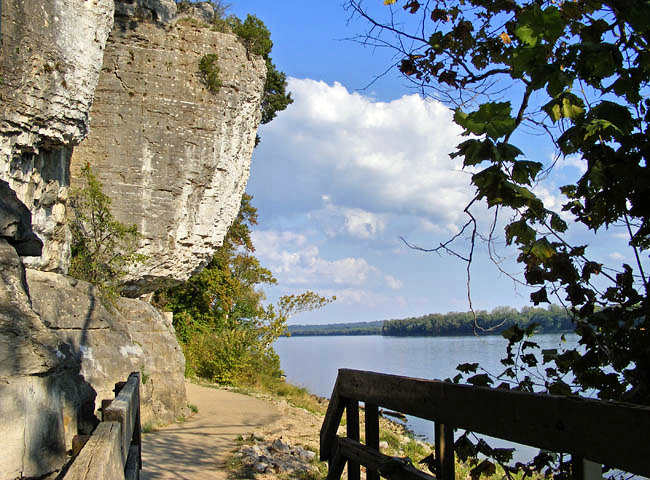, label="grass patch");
[177,16,209,27]
[142,422,158,434]
[252,377,328,415]
[188,403,198,414]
